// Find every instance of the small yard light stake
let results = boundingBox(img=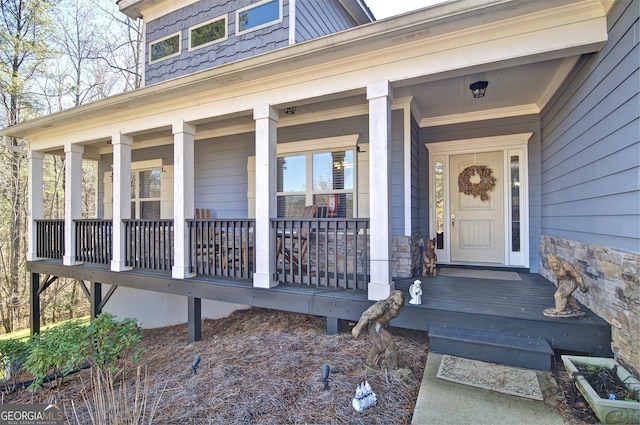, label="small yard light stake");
[322,364,330,390]
[192,354,201,375]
